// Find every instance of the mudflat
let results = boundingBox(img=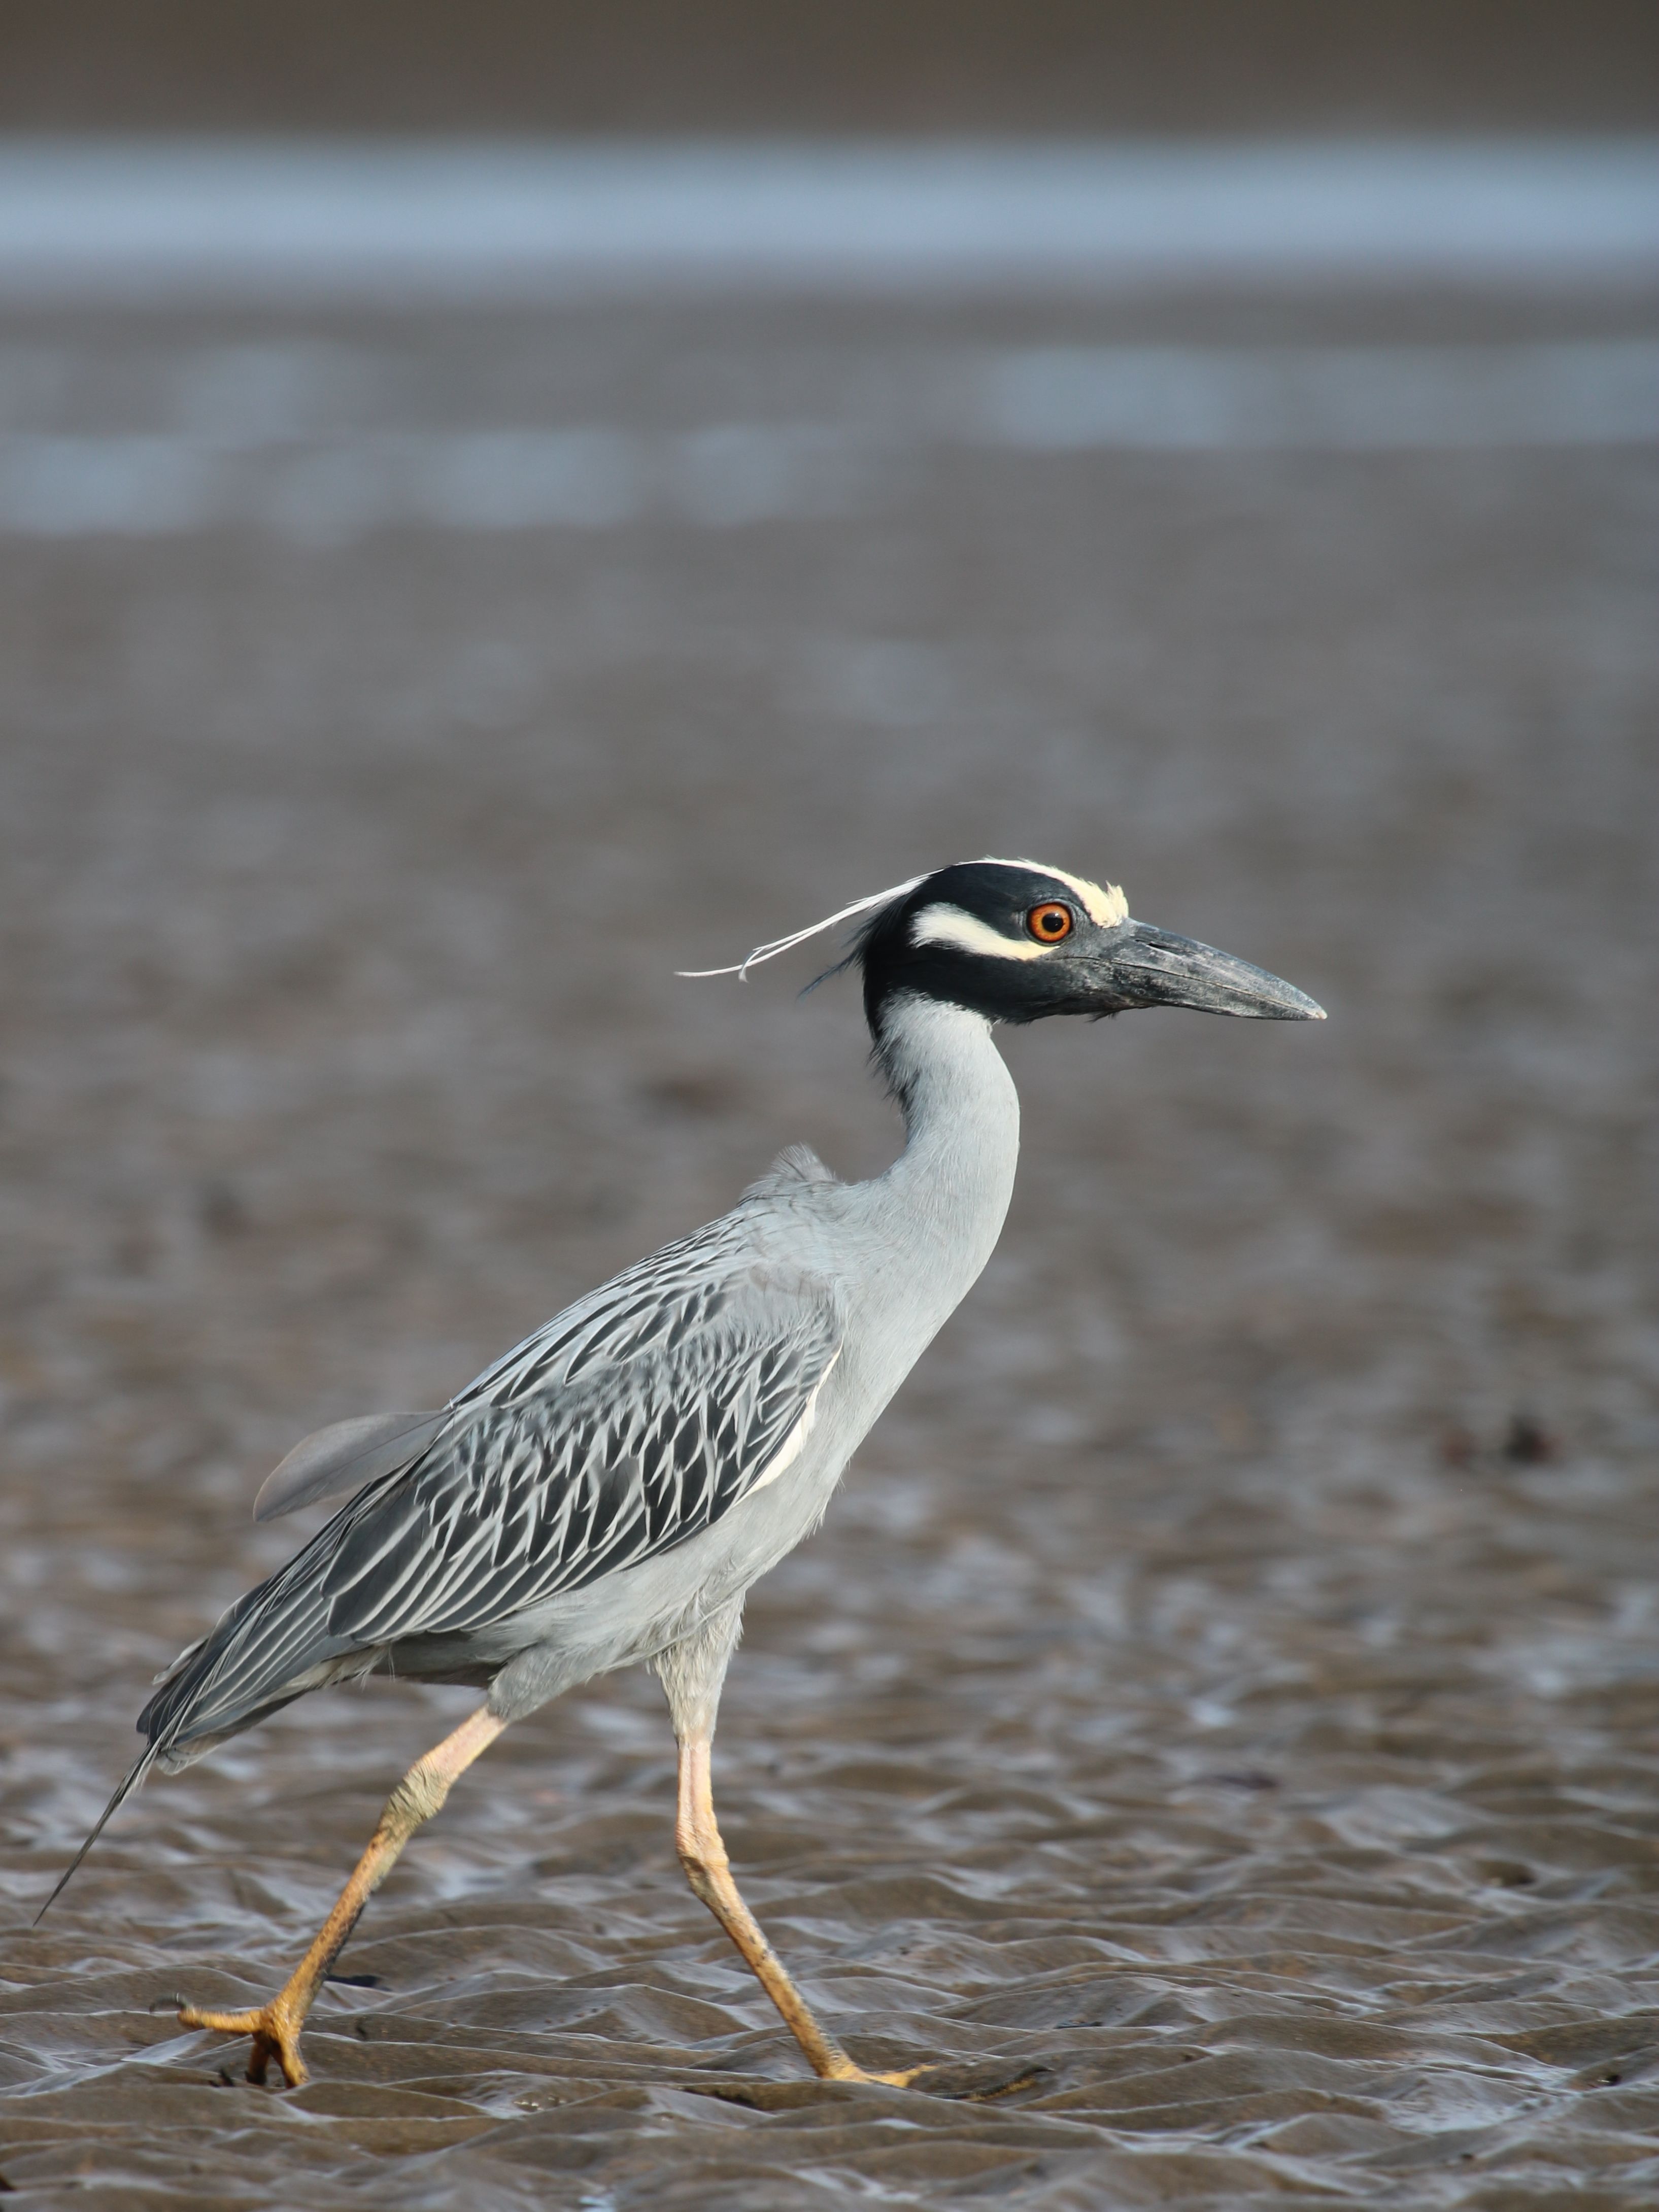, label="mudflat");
[0,289,1654,2207]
